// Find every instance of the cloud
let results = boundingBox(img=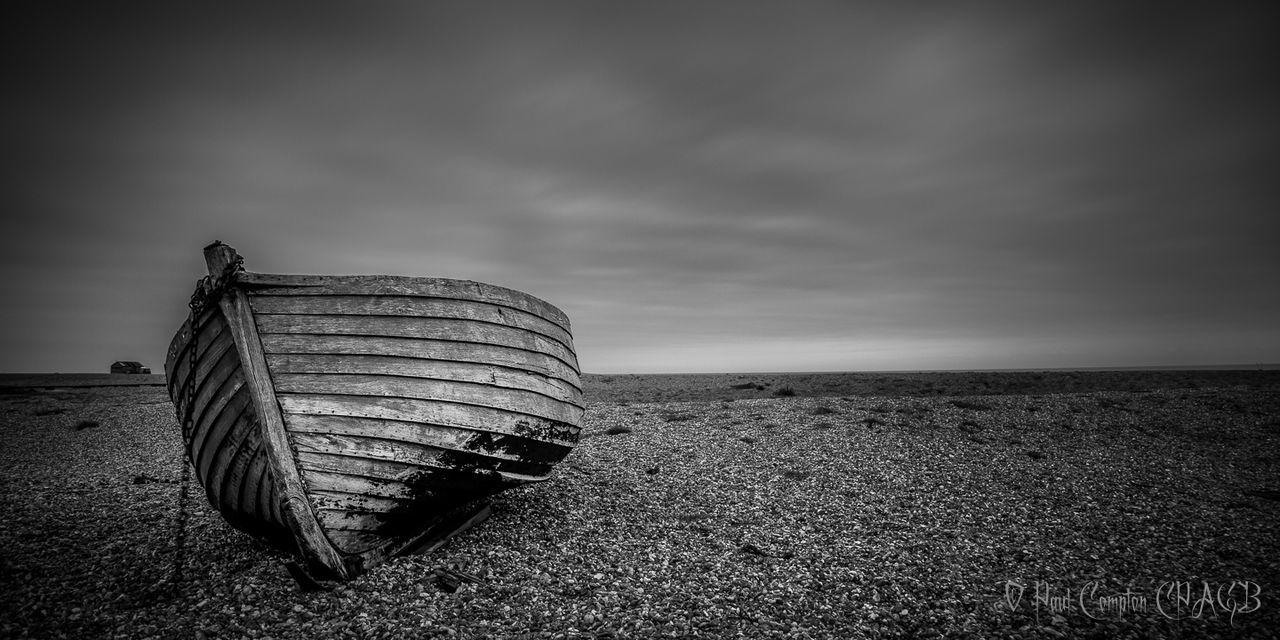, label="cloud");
[1,2,1277,372]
